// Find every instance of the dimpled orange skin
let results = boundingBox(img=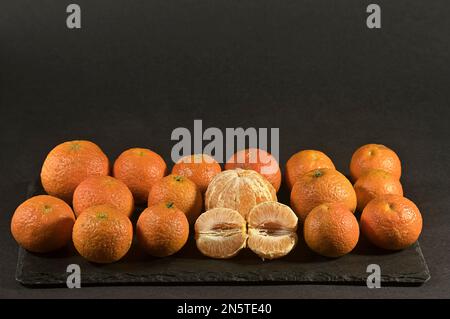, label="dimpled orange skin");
[304,202,359,258]
[350,144,401,182]
[354,169,403,212]
[11,195,75,253]
[360,195,422,250]
[225,148,282,192]
[172,154,222,193]
[72,205,133,263]
[73,175,134,218]
[113,148,167,204]
[290,168,357,223]
[137,202,189,257]
[40,140,110,203]
[285,150,335,190]
[148,174,202,224]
